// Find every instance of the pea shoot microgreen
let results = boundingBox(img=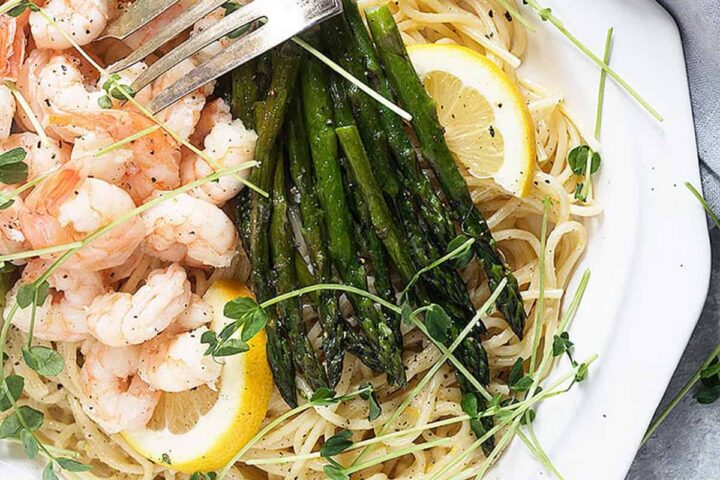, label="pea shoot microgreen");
[359,382,382,422]
[321,429,354,458]
[424,304,453,343]
[509,358,534,393]
[97,73,136,109]
[571,27,613,203]
[3,0,38,17]
[201,296,269,358]
[0,147,29,185]
[523,1,661,121]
